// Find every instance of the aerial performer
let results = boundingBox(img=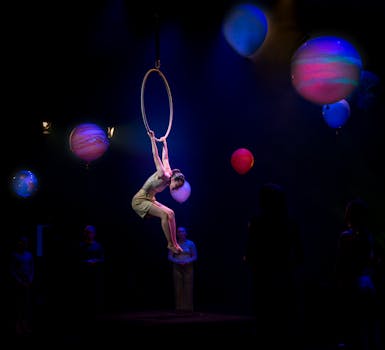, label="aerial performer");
[132,129,185,254]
